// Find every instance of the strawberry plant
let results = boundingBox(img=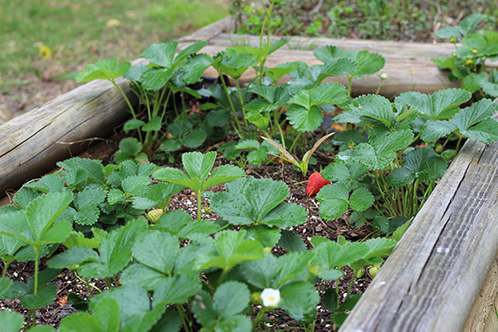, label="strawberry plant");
[153,151,246,220]
[0,146,404,330]
[432,13,498,99]
[312,88,498,234]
